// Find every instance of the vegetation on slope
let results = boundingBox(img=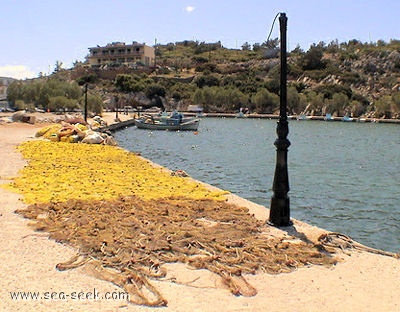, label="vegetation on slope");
[7,39,400,118]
